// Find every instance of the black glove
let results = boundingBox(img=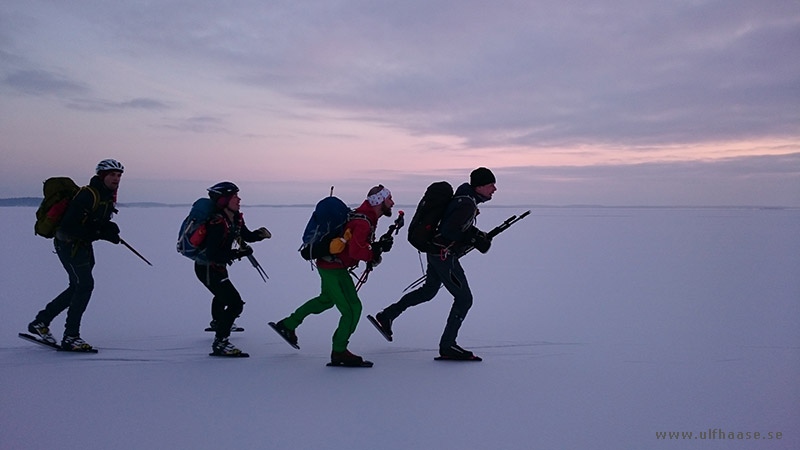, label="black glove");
[374,235,394,253]
[99,222,120,244]
[470,230,492,254]
[253,227,272,241]
[370,250,383,267]
[232,246,254,261]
